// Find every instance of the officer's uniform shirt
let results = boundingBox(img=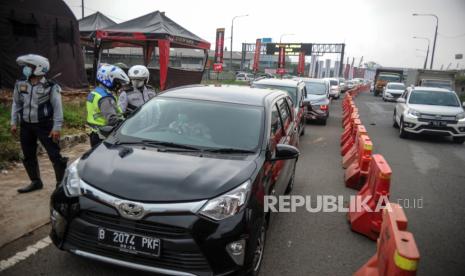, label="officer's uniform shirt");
[11,77,63,131]
[118,86,156,114]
